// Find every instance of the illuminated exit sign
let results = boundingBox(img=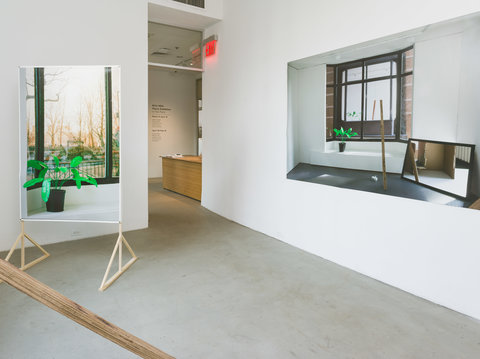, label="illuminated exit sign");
[205,40,217,57]
[203,35,218,57]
